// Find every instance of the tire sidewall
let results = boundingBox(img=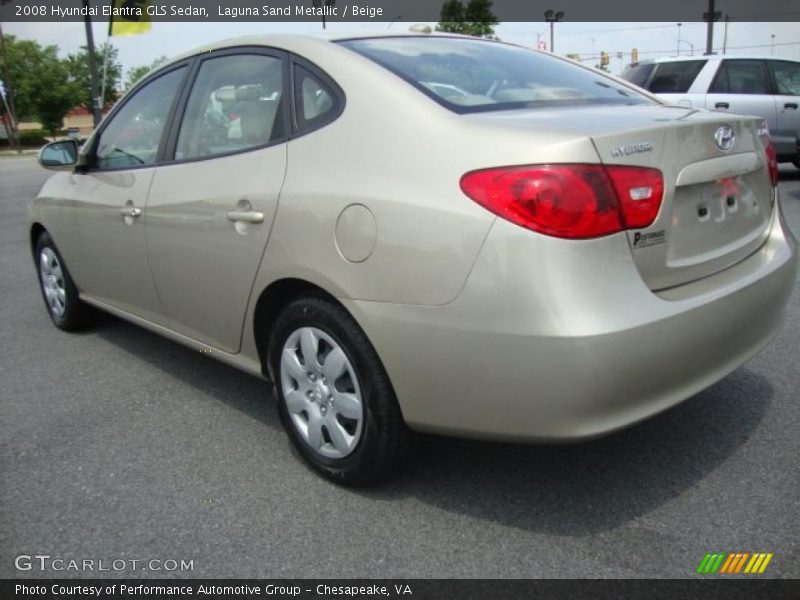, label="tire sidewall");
[269,298,384,478]
[35,233,77,330]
